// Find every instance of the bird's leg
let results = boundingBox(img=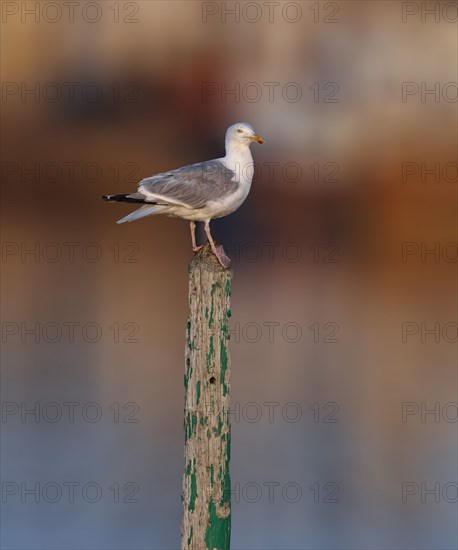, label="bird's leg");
[190,221,202,253]
[204,220,231,268]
